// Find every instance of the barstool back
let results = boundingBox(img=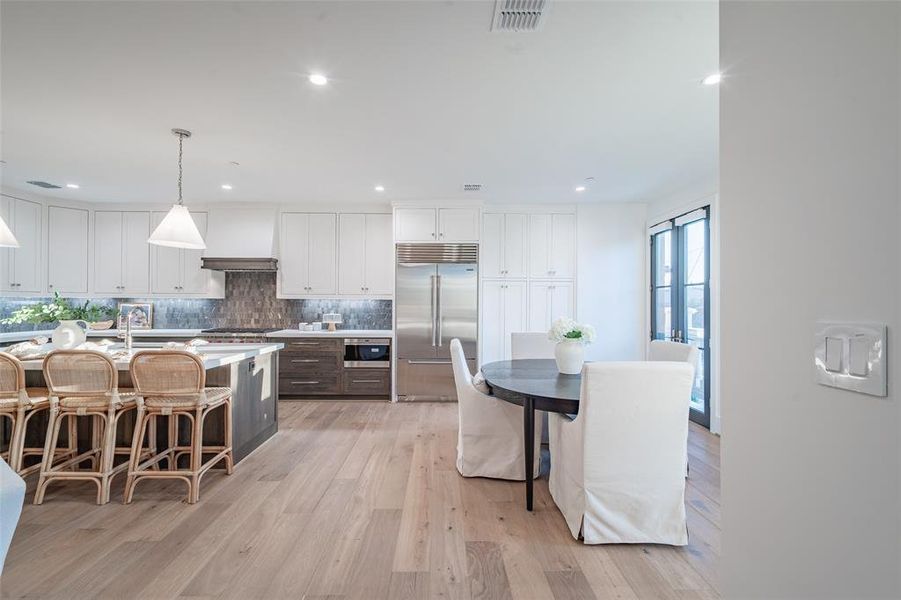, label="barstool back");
[129,351,205,397]
[42,350,117,399]
[0,352,26,405]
